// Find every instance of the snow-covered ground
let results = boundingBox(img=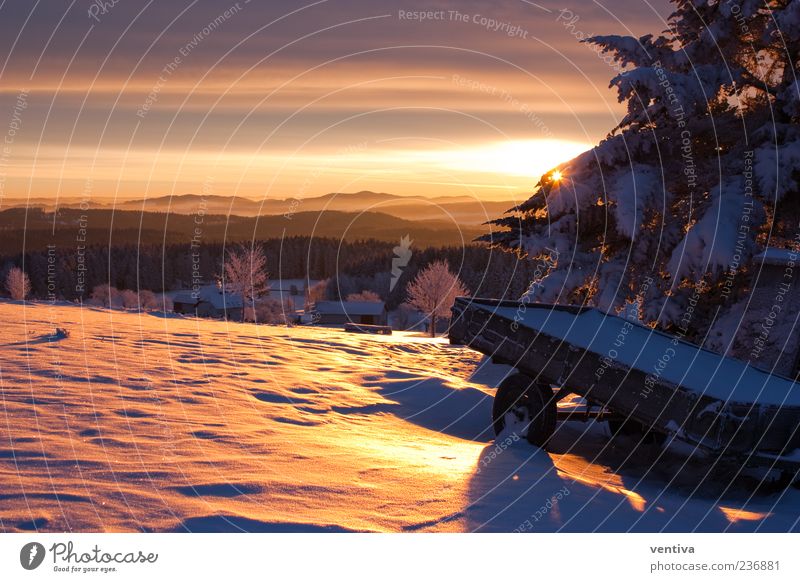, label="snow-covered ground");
[1,301,798,532]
